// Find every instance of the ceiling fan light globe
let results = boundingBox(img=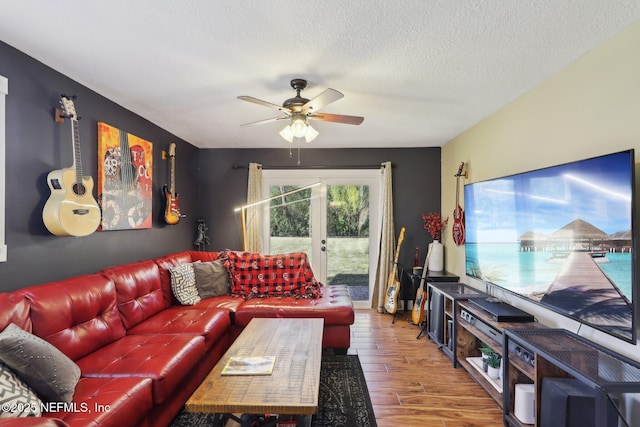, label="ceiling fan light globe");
[291,118,307,138]
[304,125,319,143]
[279,125,294,142]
